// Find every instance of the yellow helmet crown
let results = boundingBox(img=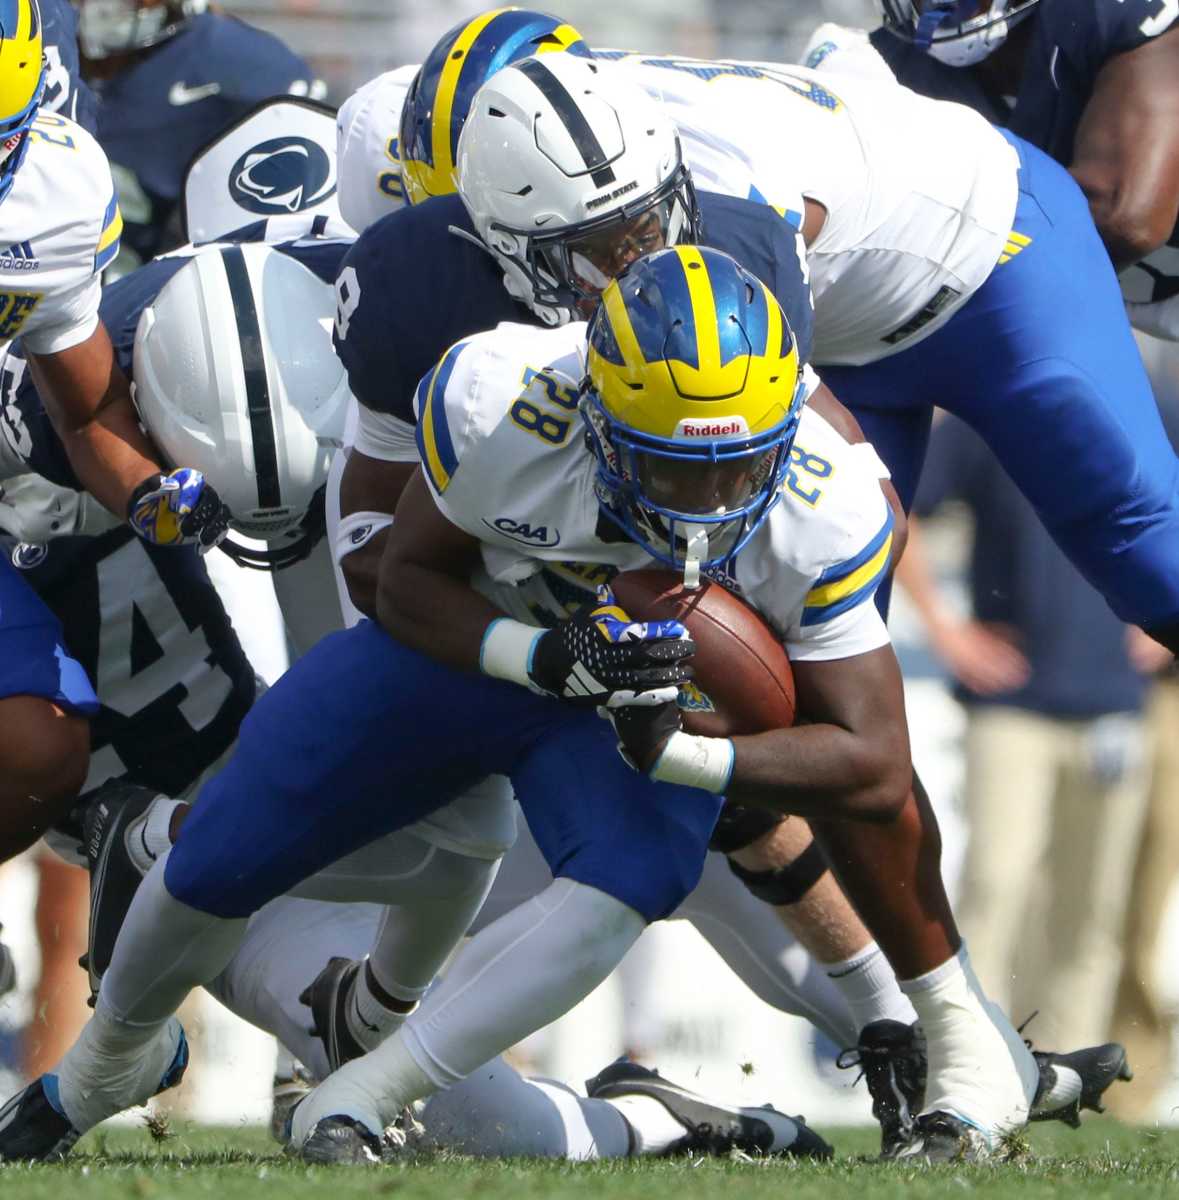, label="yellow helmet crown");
[587,245,801,439]
[0,0,44,204]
